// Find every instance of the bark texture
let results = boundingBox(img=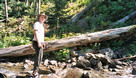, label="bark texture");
[0,25,136,57]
